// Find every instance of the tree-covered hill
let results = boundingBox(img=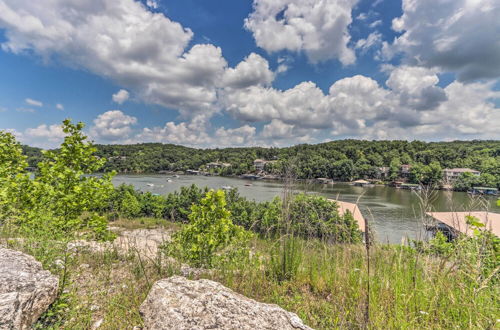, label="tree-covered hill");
[23,140,500,187]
